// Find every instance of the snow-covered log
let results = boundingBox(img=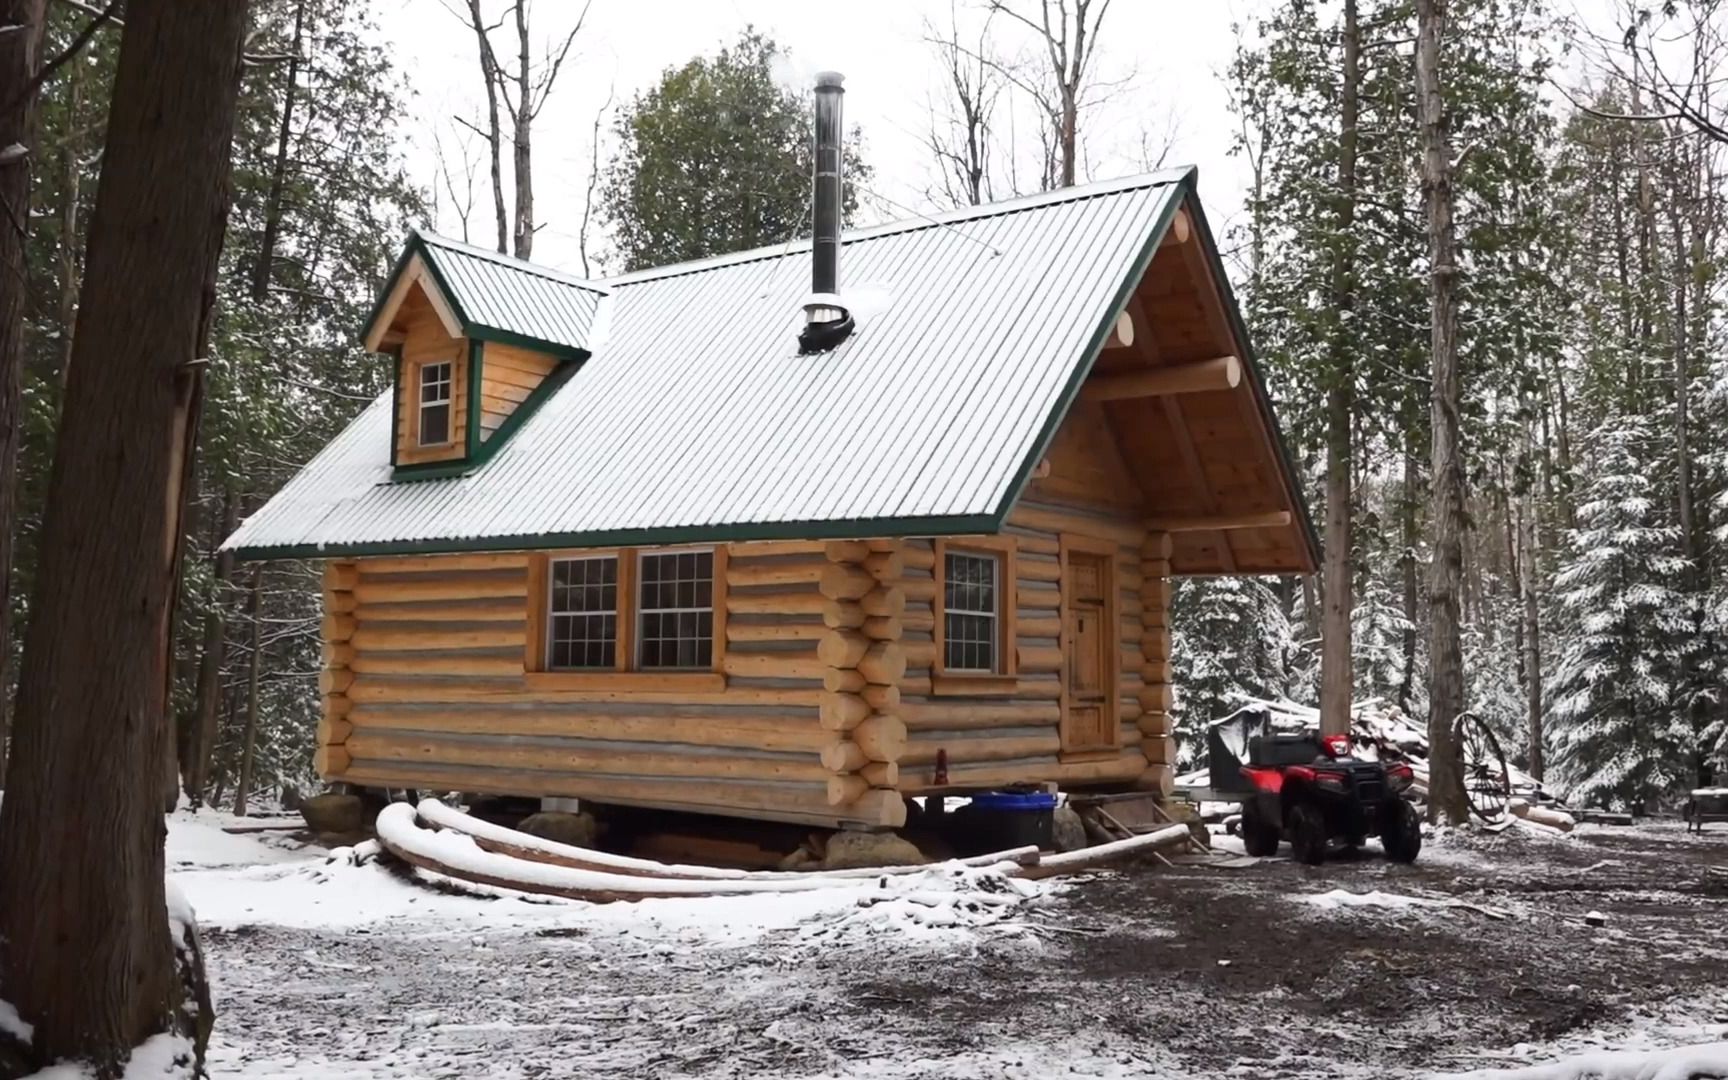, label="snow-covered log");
[1016,824,1193,880]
